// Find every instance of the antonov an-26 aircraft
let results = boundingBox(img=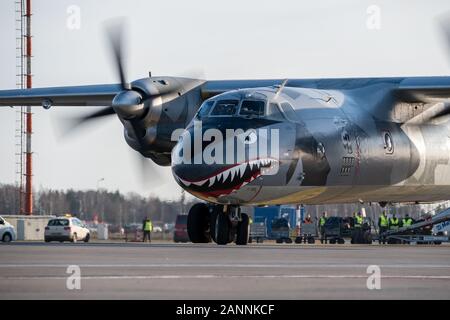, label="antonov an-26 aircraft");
[2,25,450,245]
